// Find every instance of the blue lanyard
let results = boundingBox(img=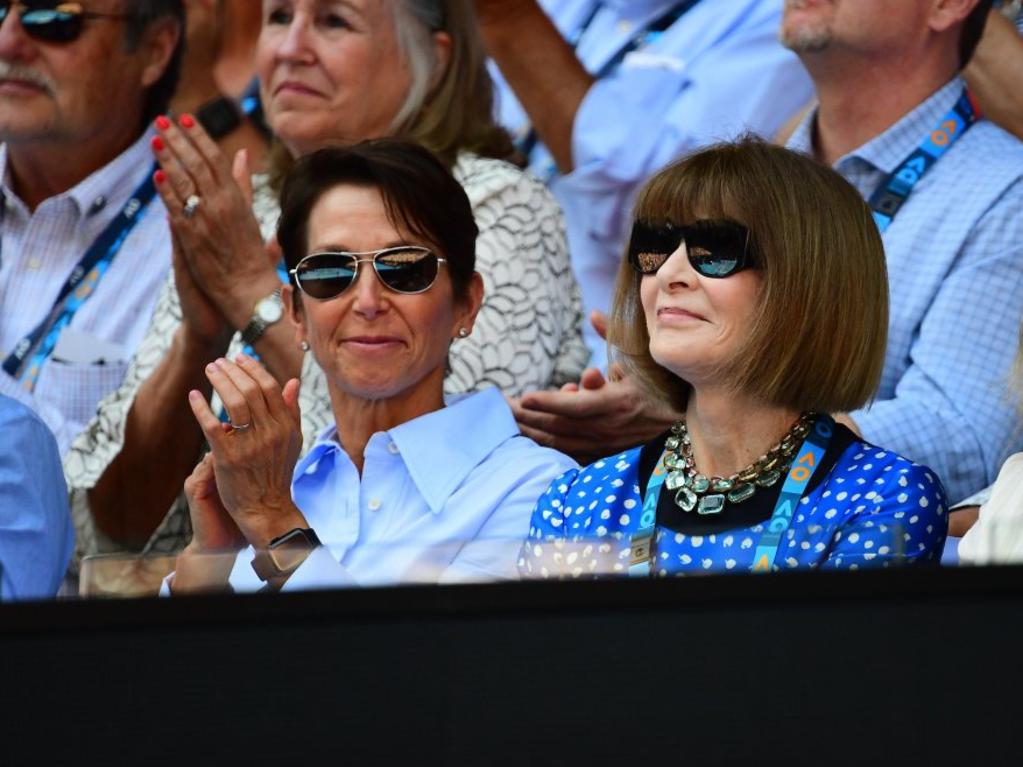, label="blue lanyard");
[868,89,979,233]
[630,414,834,576]
[1,165,158,391]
